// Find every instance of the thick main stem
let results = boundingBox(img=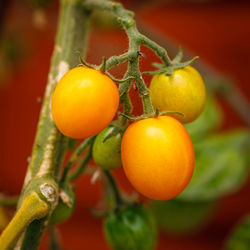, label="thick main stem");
[0,193,48,250]
[6,1,91,249]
